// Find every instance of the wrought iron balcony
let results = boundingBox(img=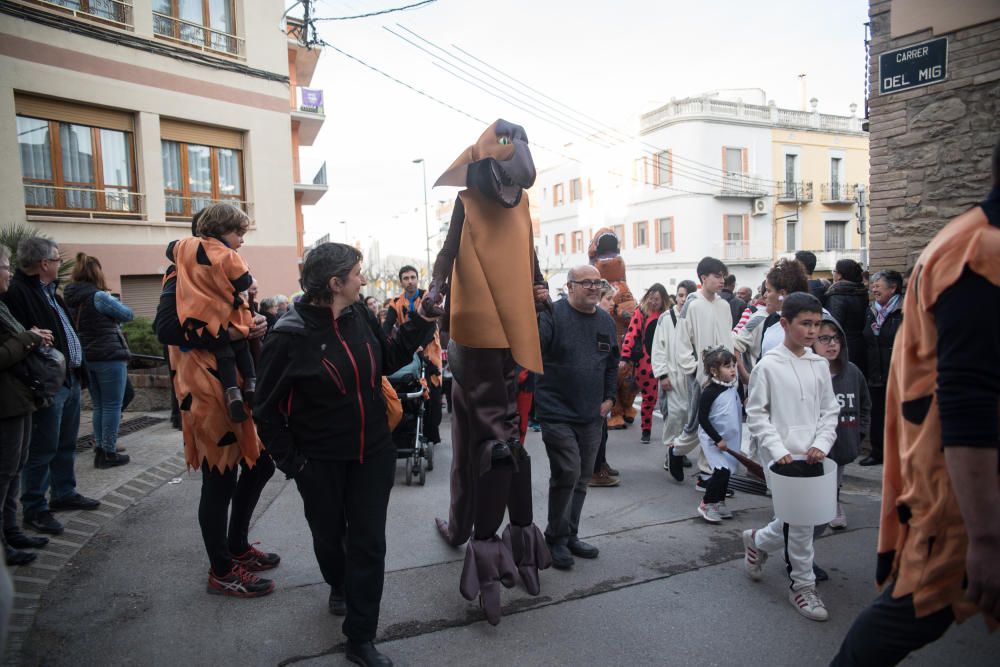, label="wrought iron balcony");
[24,183,144,220]
[776,181,813,203]
[24,0,134,30]
[153,11,244,58]
[820,183,857,204]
